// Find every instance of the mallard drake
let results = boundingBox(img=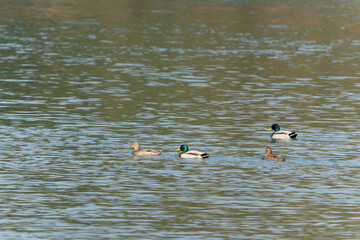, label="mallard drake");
[175,145,209,159]
[128,141,161,156]
[263,147,285,161]
[268,123,297,139]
